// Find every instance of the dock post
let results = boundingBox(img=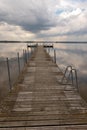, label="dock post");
[54,49,56,63]
[71,69,74,86]
[23,49,25,64]
[27,46,29,60]
[24,50,27,64]
[17,52,20,74]
[74,69,79,91]
[6,58,12,91]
